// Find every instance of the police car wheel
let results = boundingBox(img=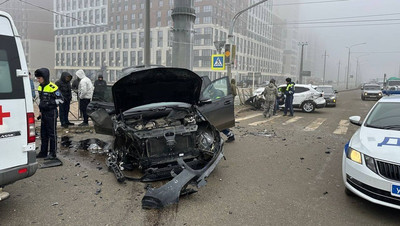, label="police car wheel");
[301,101,315,113]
